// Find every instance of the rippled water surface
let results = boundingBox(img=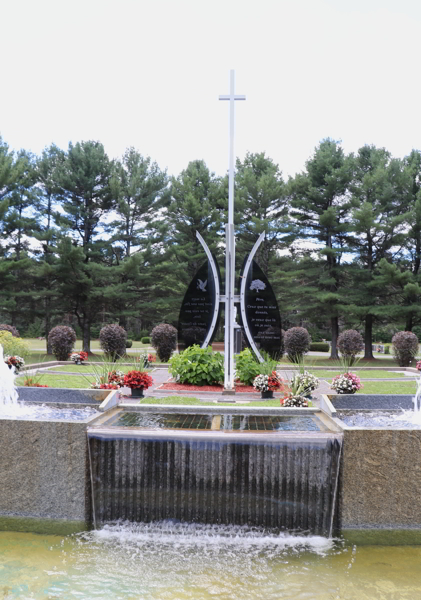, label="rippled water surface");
[1,522,421,599]
[0,404,98,421]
